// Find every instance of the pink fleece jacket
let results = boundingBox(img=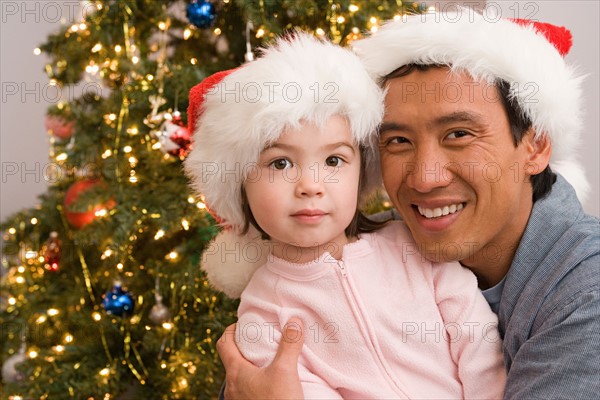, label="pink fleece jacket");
[236,221,506,399]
